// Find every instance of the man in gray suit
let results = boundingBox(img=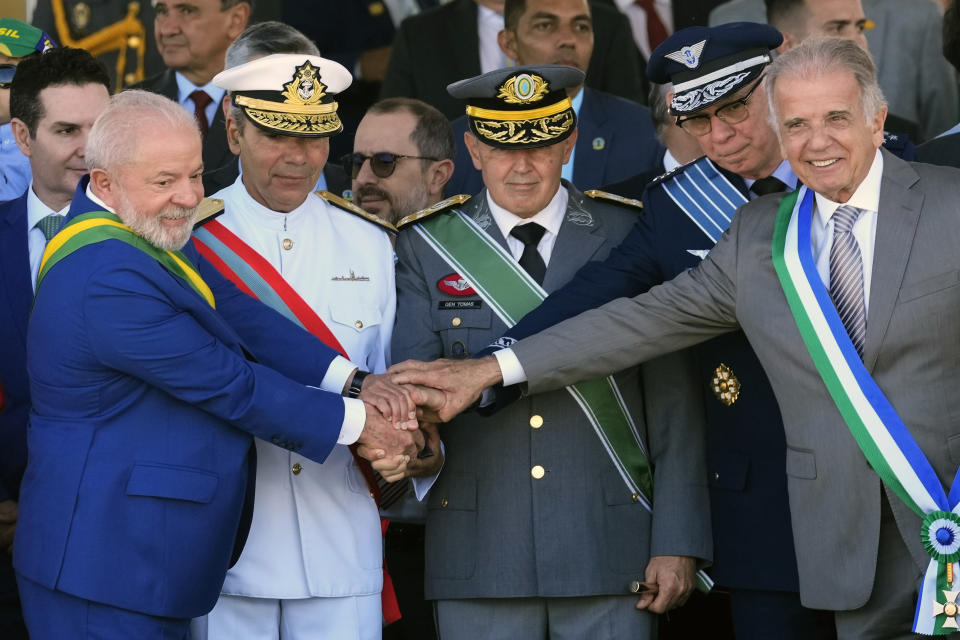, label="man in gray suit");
[391,64,711,639]
[392,38,960,637]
